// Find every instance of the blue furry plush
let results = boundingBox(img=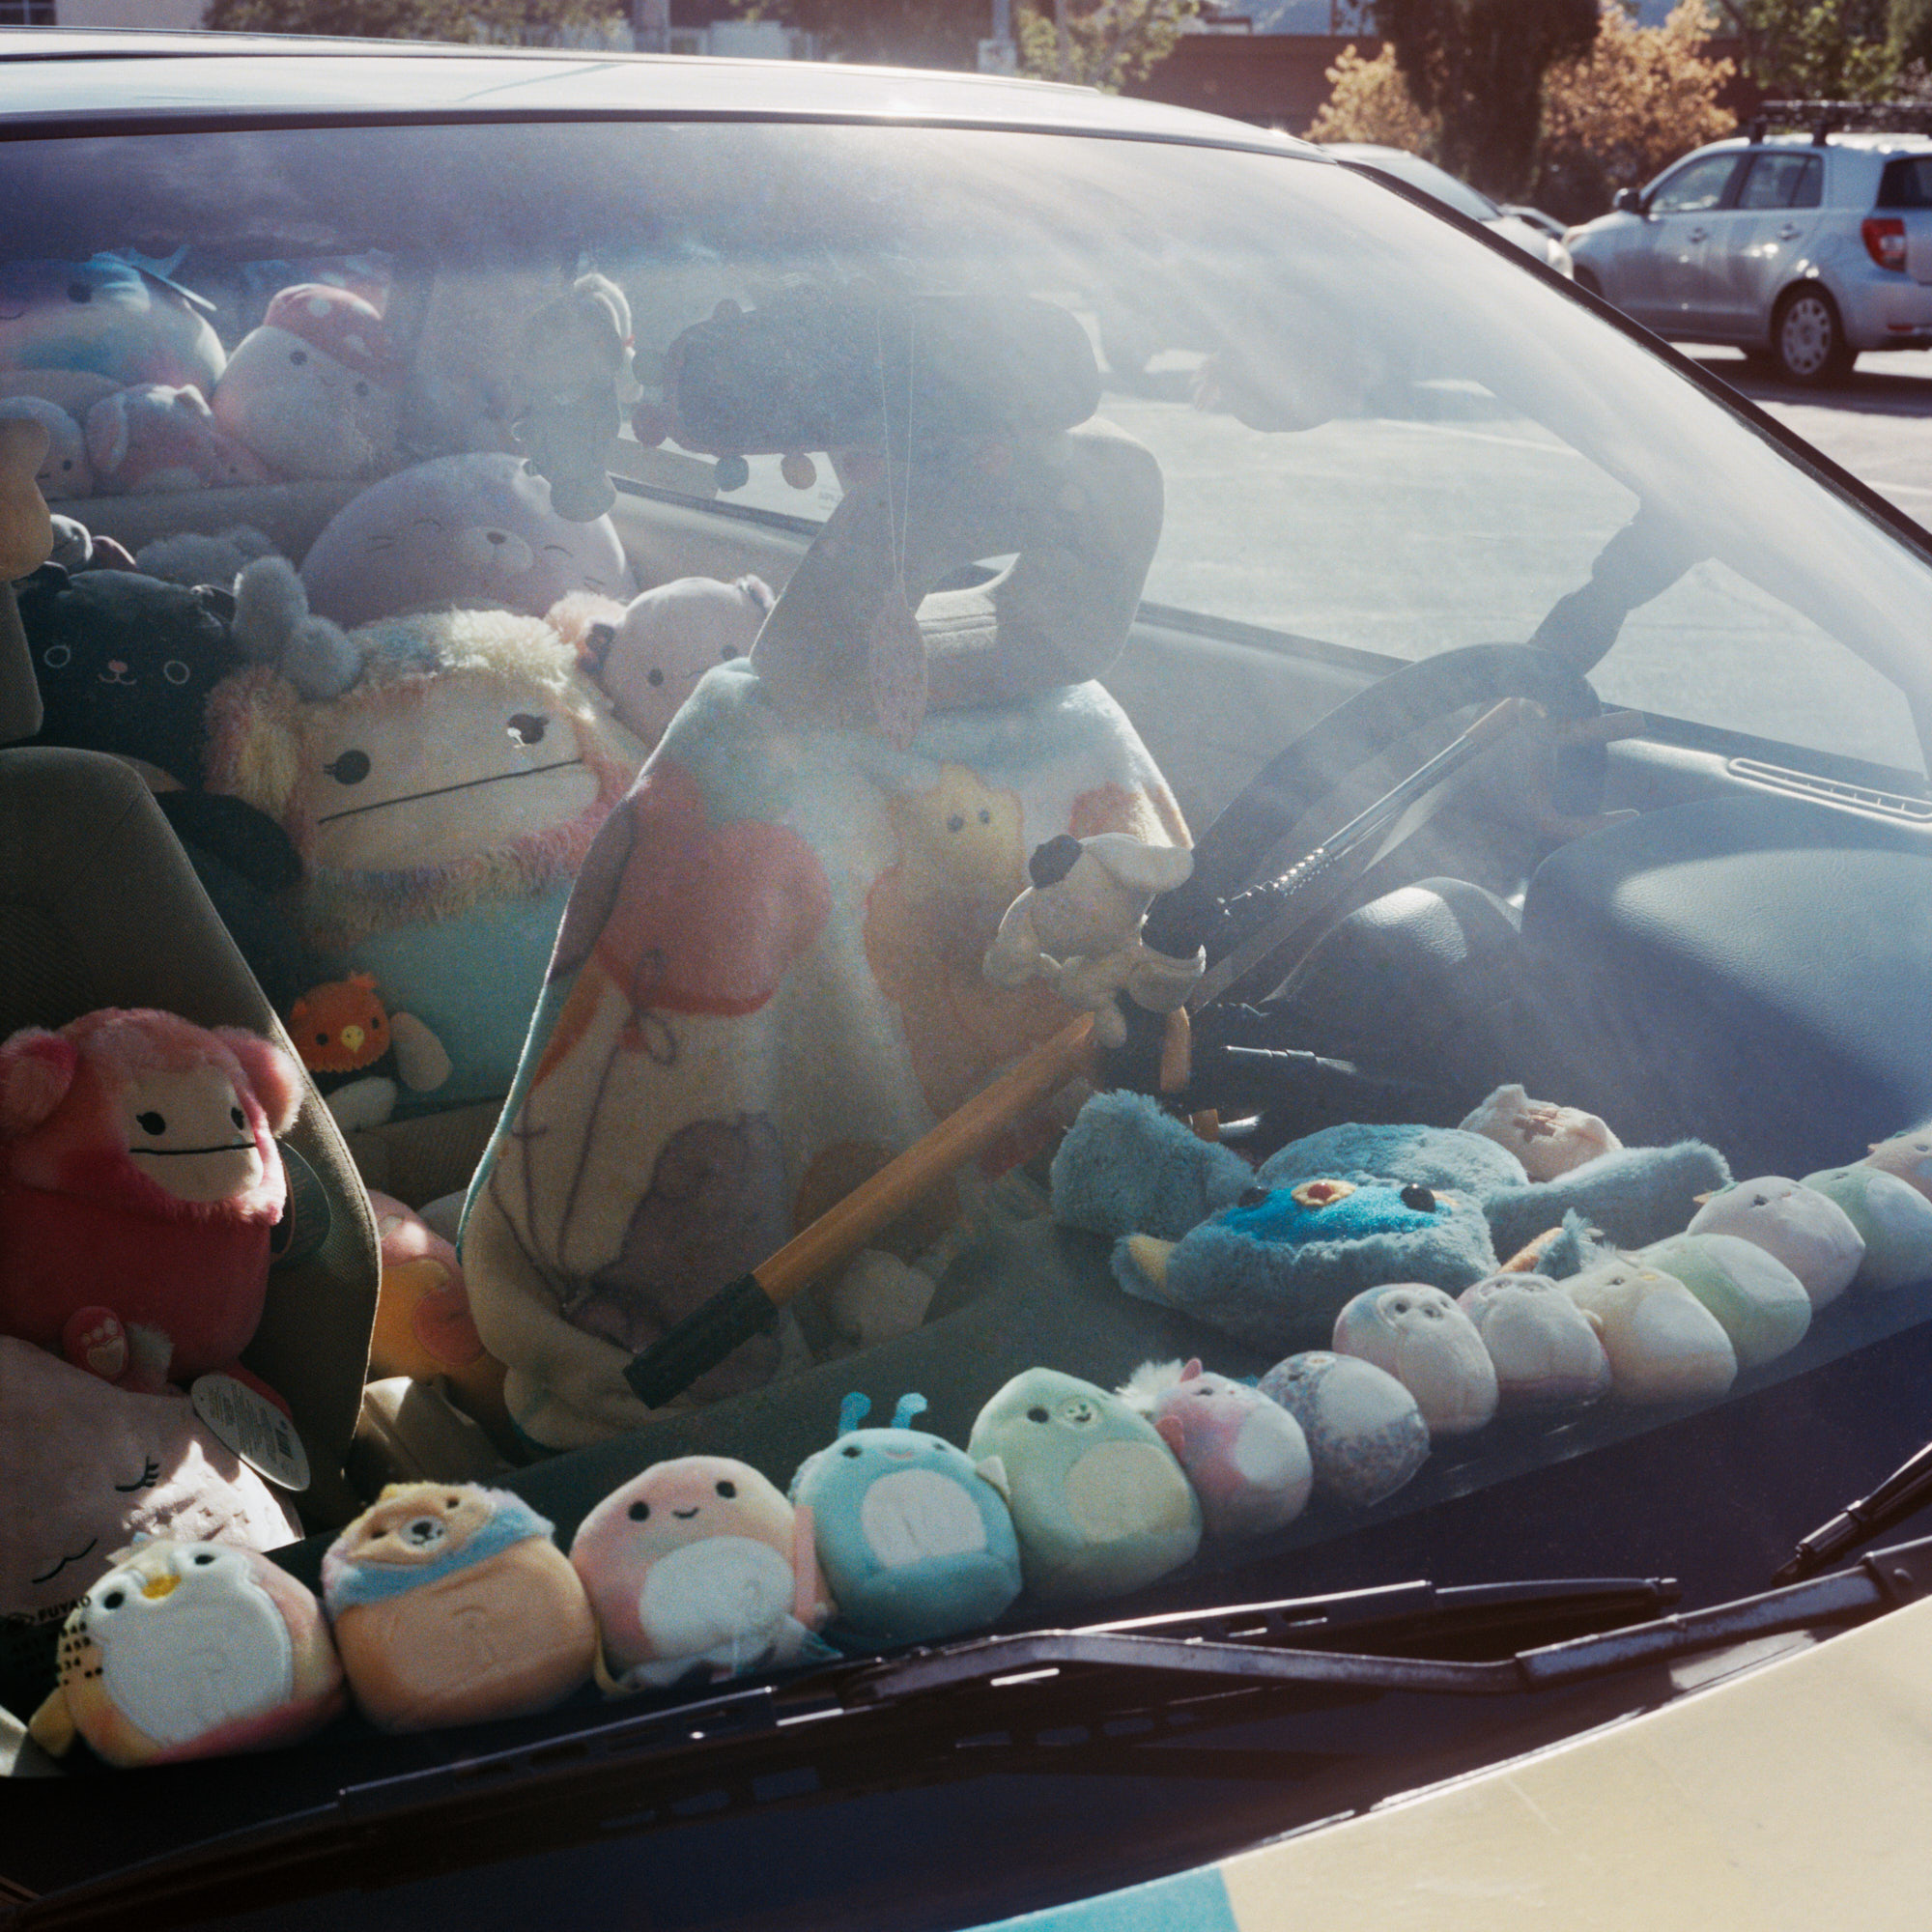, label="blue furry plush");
[1049,1090,1252,1240]
[1112,1180,1497,1355]
[1483,1143,1730,1258]
[1258,1121,1728,1261]
[1259,1122,1528,1198]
